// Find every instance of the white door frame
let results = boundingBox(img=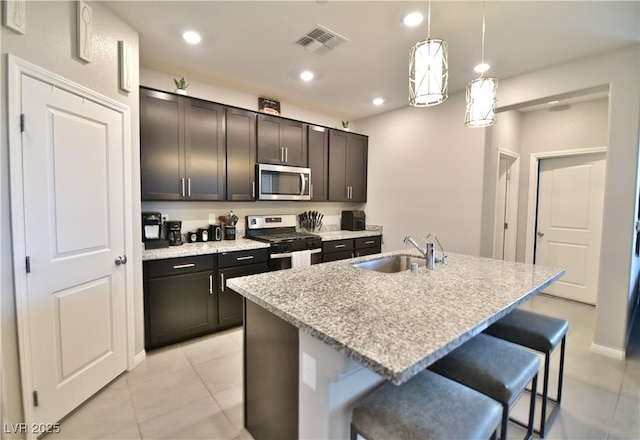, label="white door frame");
[7,55,135,429]
[493,149,520,260]
[524,146,608,264]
